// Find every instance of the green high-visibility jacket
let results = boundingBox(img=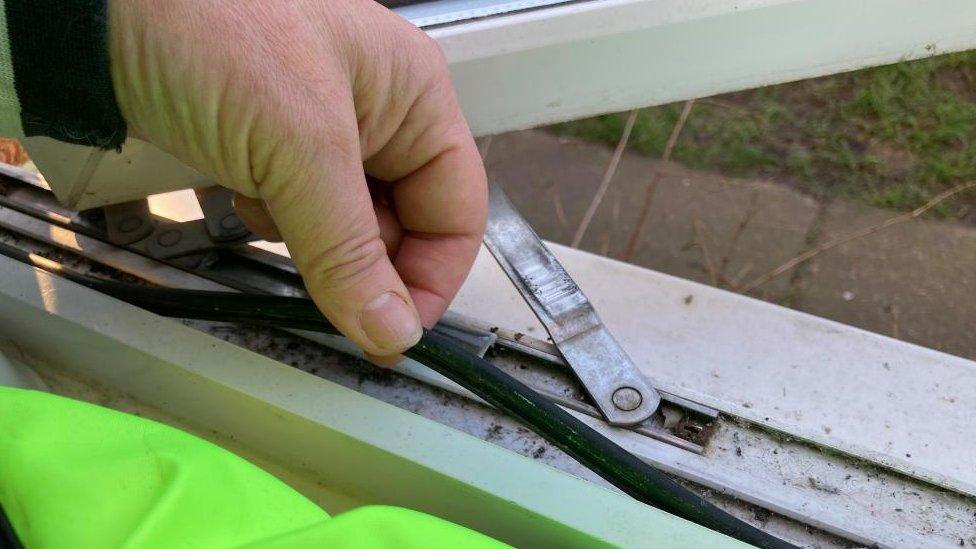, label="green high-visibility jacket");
[0,387,508,548]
